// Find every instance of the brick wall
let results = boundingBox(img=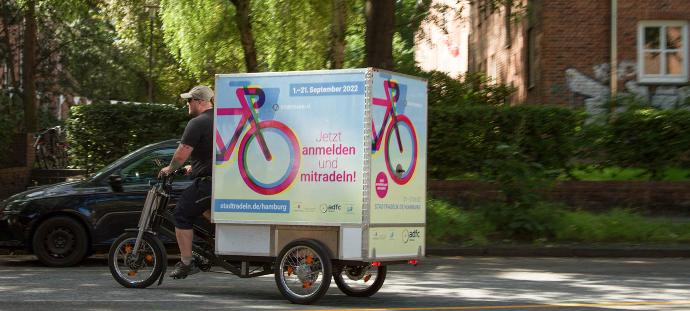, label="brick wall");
[470,0,690,106]
[540,0,610,105]
[0,133,34,200]
[469,0,530,102]
[429,180,690,215]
